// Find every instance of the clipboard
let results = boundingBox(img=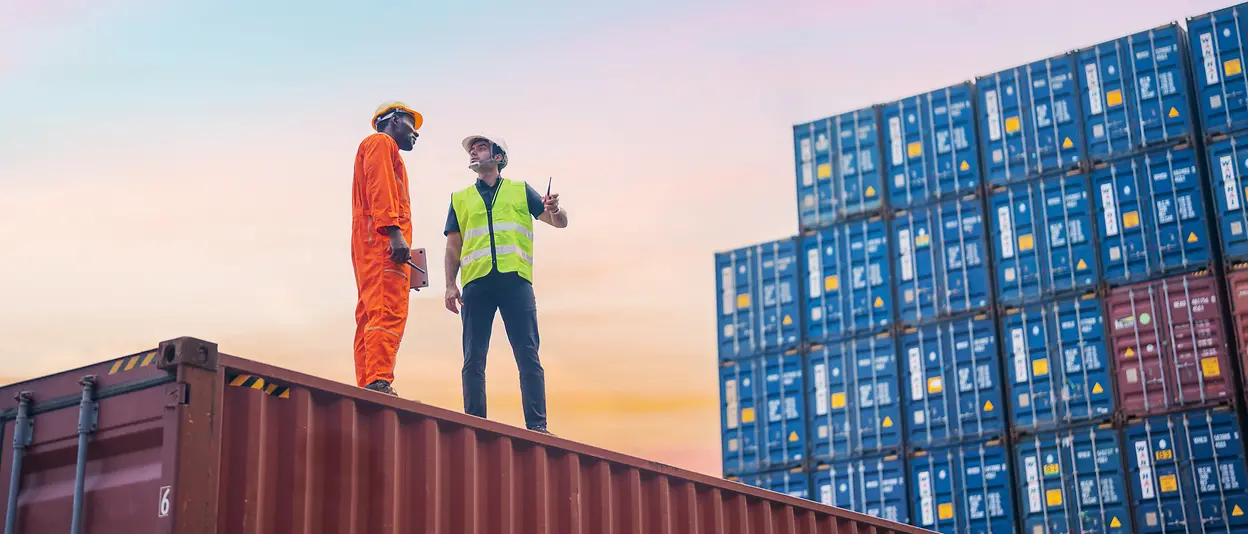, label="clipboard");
[407,248,429,290]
